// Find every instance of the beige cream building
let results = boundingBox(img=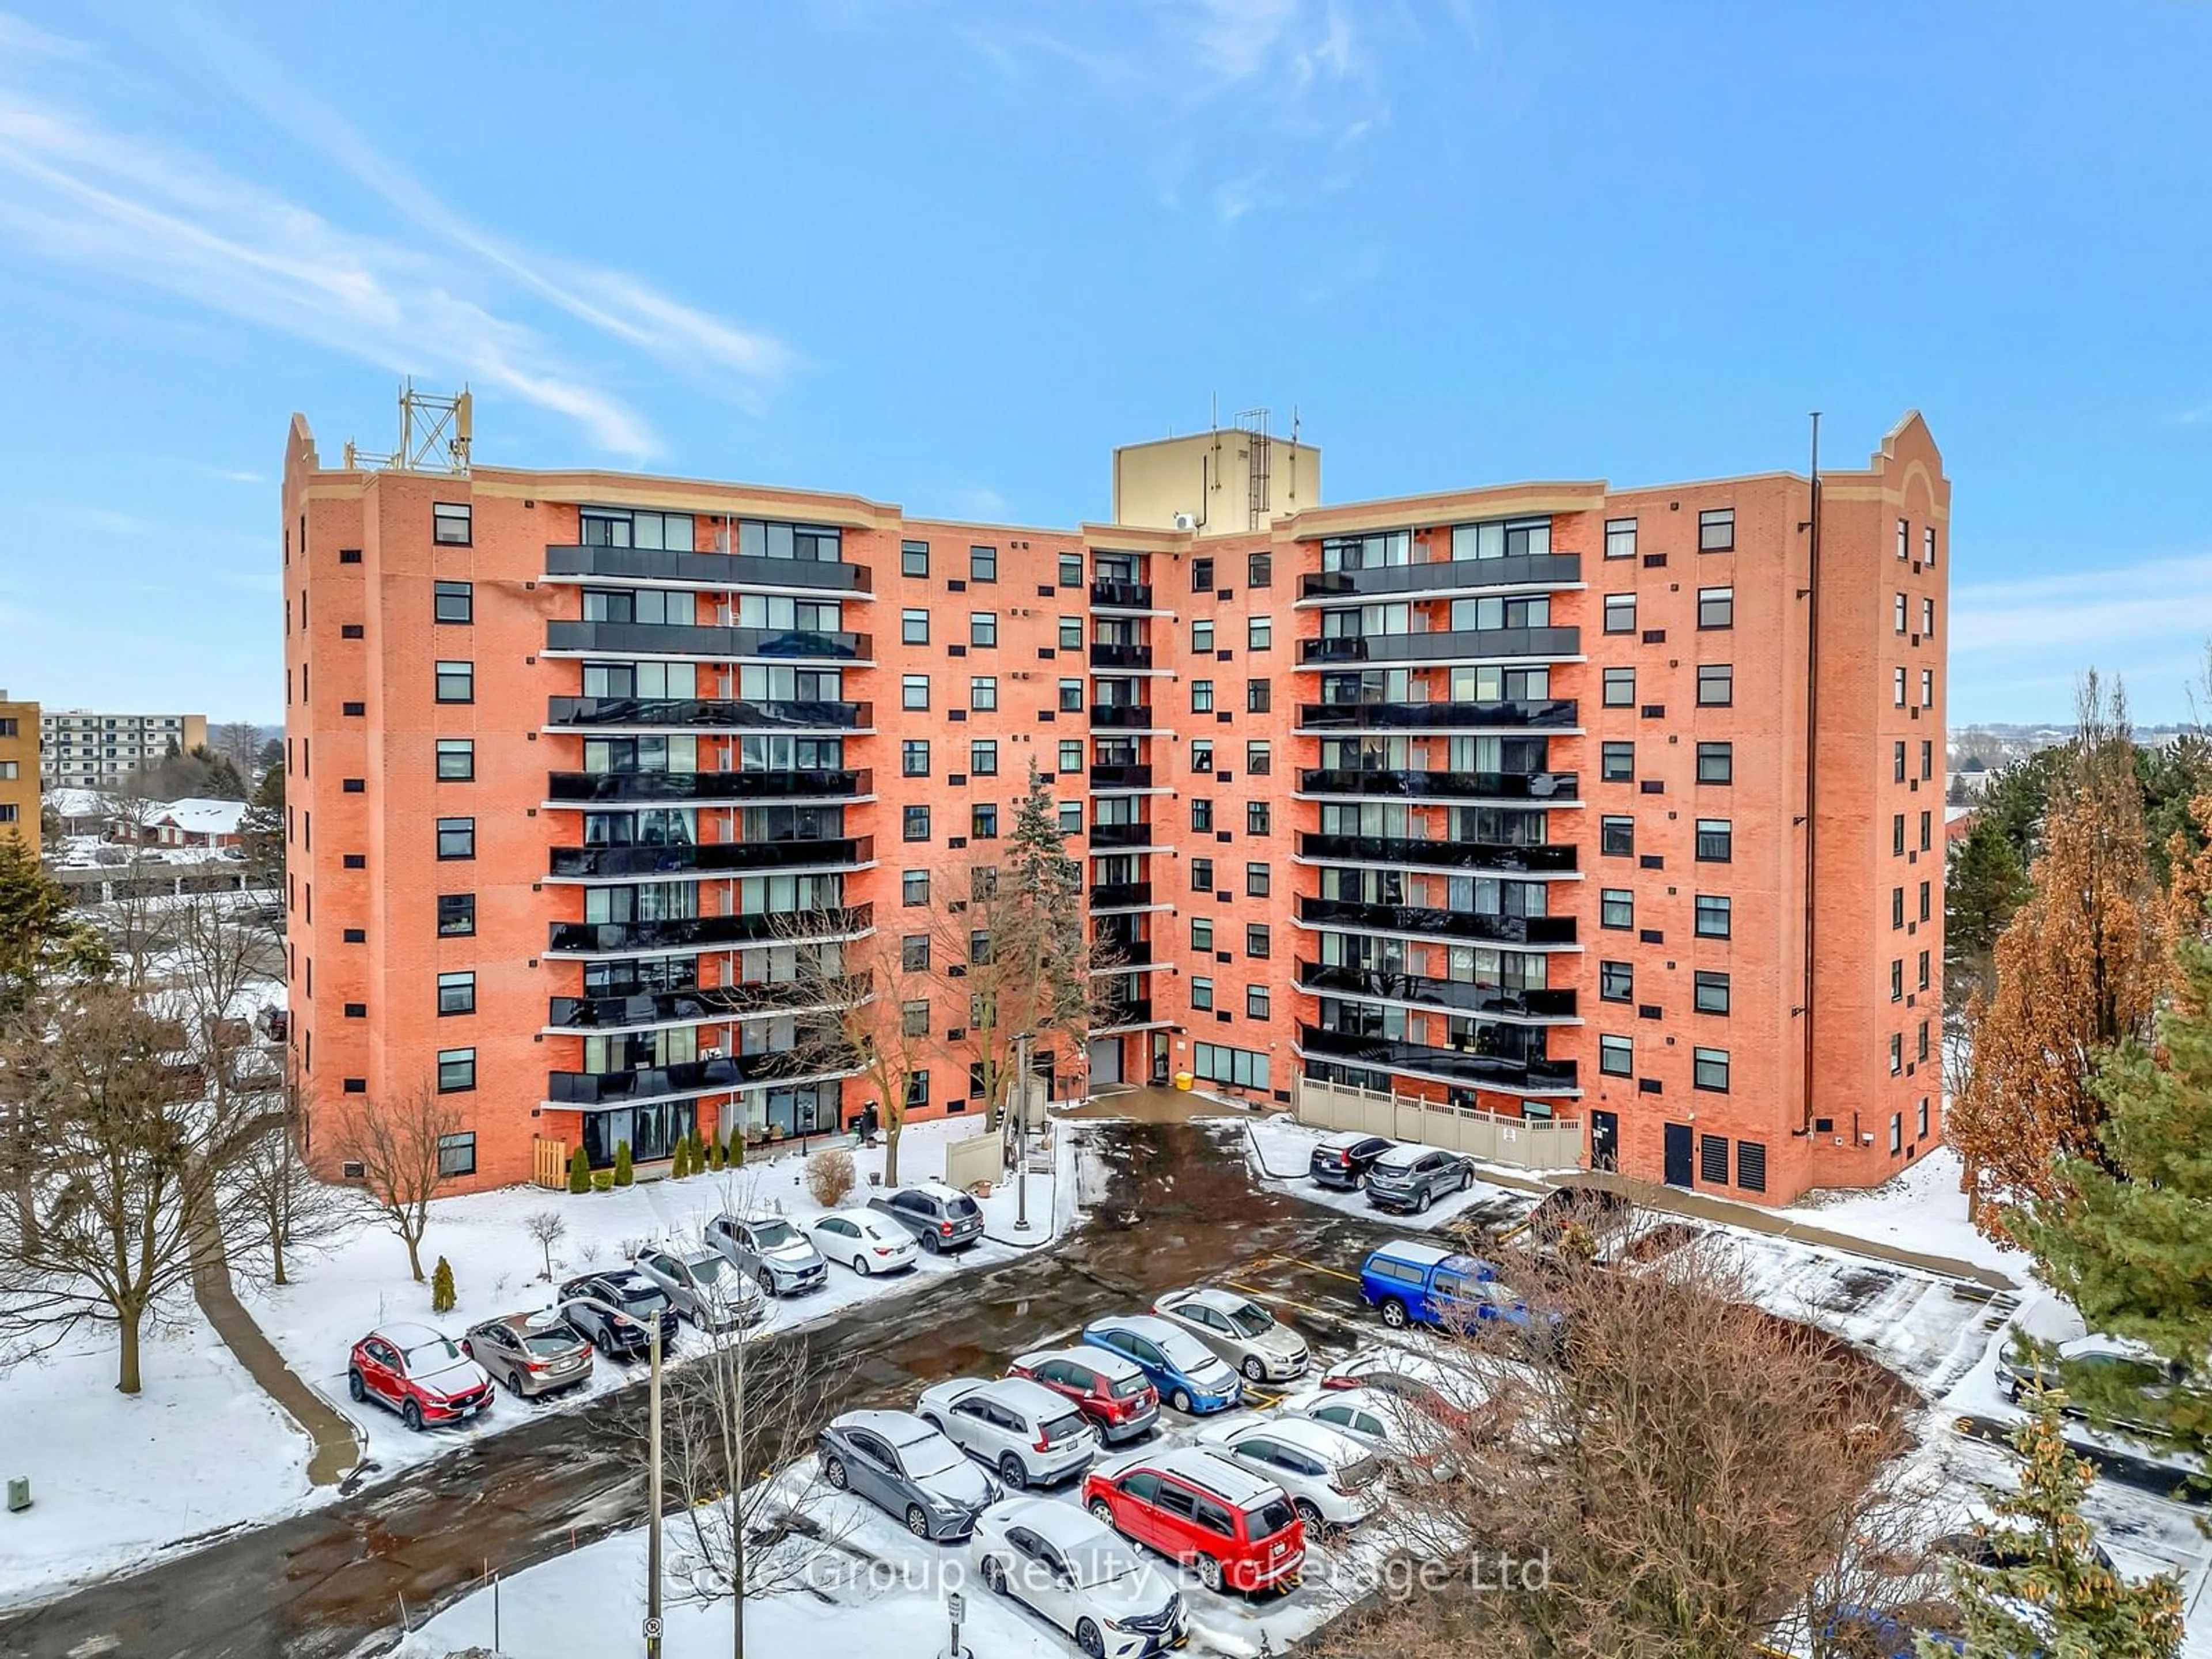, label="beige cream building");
[39,709,208,787]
